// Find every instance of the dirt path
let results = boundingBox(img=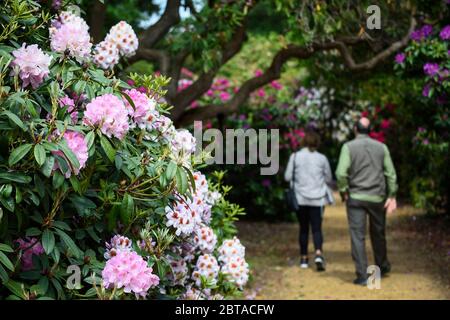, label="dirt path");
[238,197,450,300]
